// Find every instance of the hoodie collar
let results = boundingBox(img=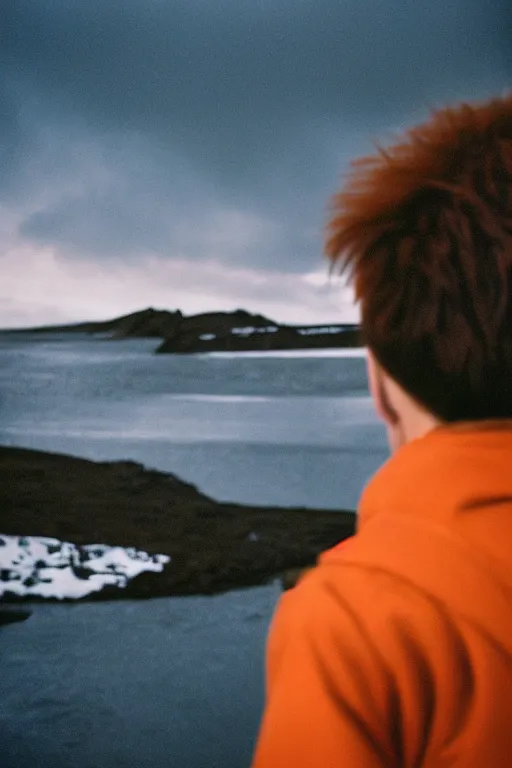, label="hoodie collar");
[358,421,512,532]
